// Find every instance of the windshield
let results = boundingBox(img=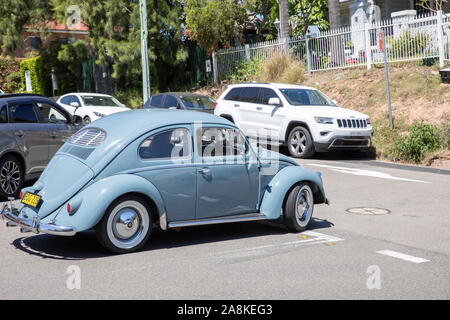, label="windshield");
[279,89,337,107]
[180,95,215,110]
[81,95,123,107]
